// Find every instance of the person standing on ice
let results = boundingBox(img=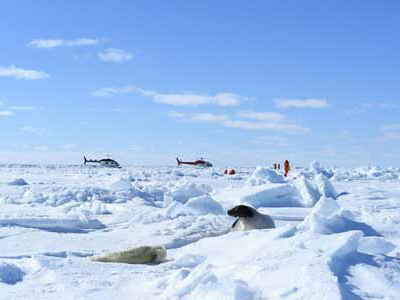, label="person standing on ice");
[284,160,290,177]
